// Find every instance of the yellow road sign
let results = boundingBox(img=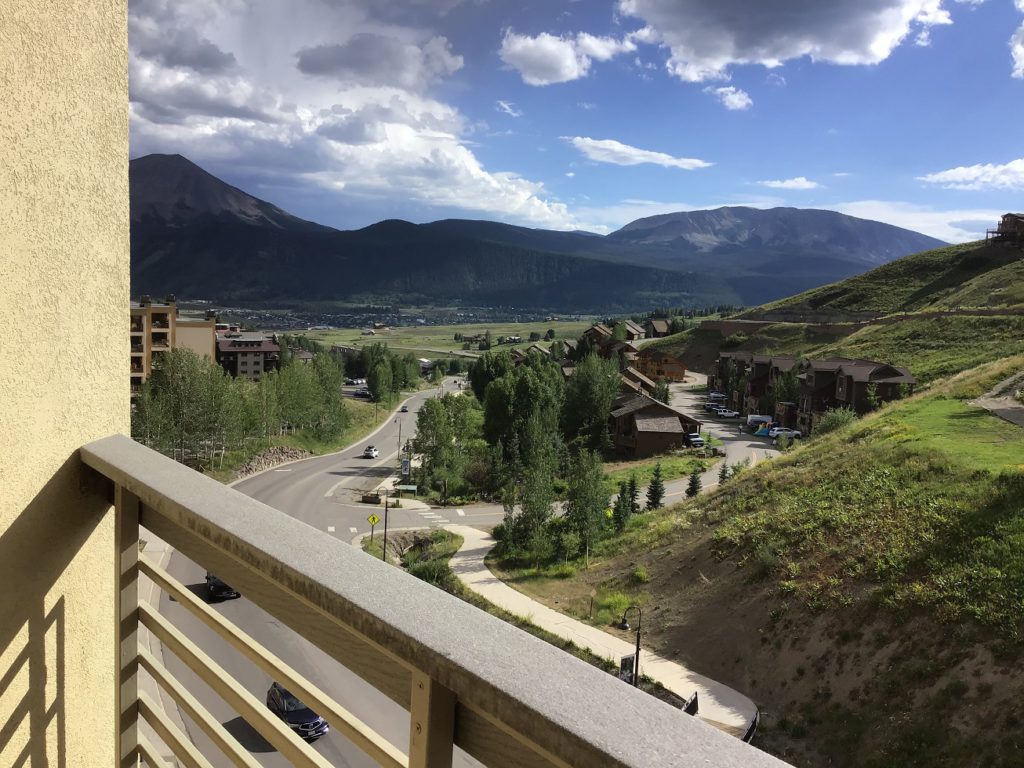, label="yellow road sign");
[367,513,380,526]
